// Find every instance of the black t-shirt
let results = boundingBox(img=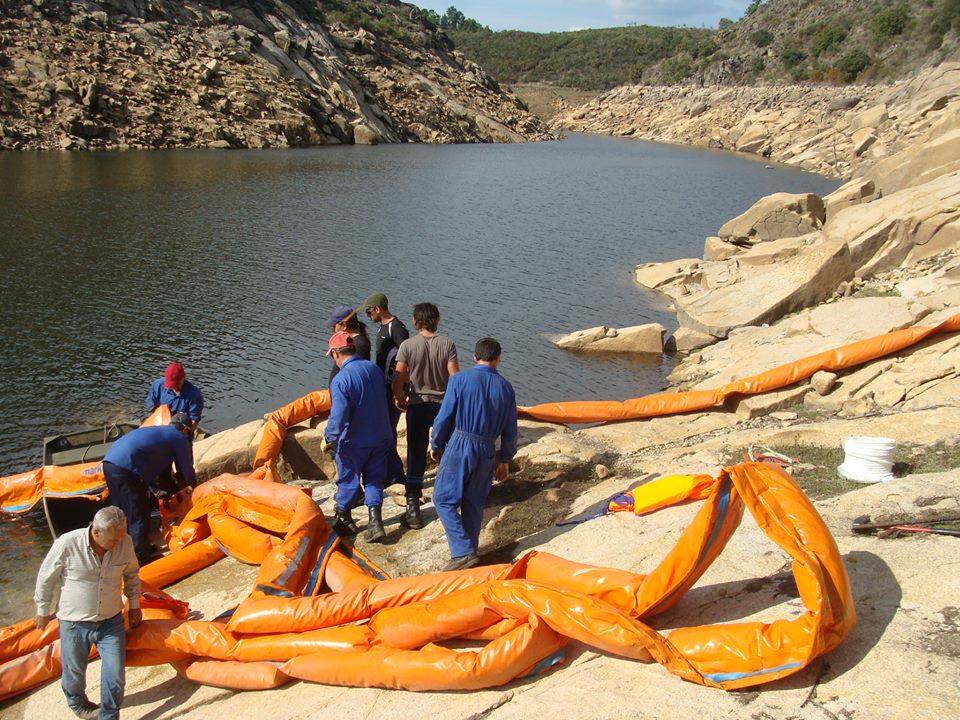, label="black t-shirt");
[375,317,410,382]
[328,332,372,387]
